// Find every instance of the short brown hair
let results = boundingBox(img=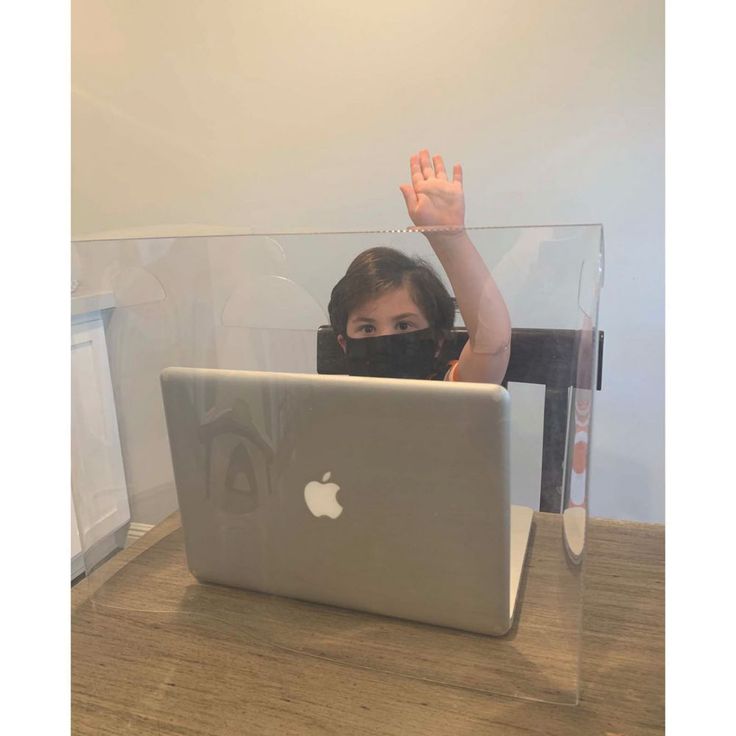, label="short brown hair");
[328,247,455,339]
